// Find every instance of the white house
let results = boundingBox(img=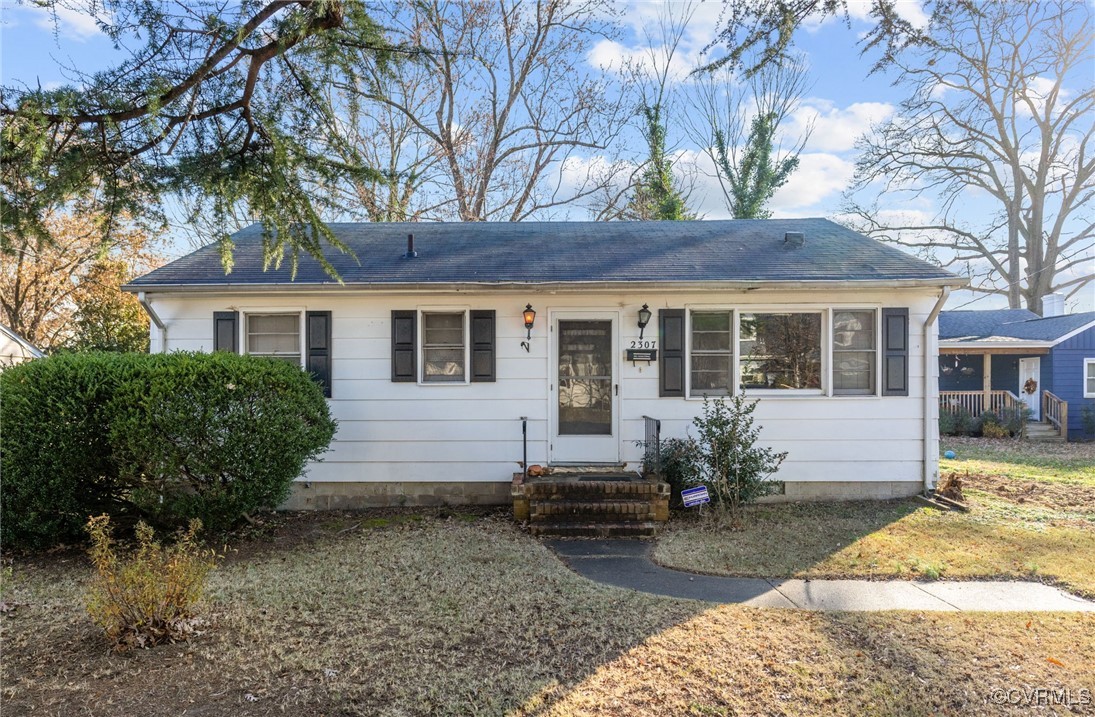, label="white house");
[125,219,965,509]
[0,324,45,368]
